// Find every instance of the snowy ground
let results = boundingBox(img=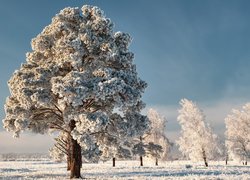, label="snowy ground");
[0,160,249,179]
